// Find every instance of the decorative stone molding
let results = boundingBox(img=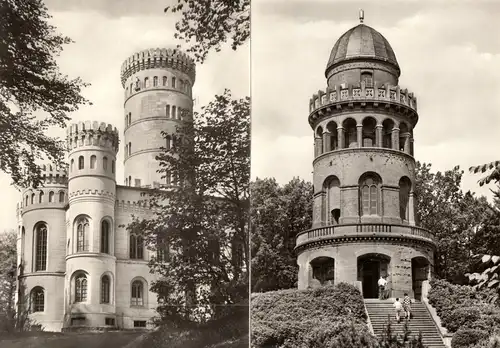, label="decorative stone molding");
[66,121,119,154]
[68,189,115,199]
[326,61,400,80]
